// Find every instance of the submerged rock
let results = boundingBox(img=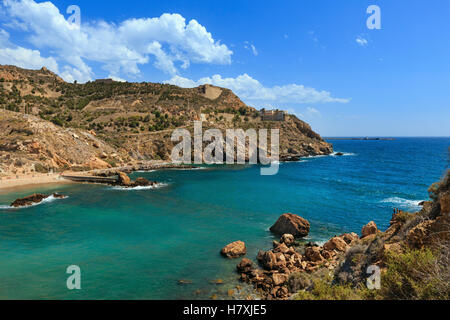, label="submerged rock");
[270,213,310,238]
[221,241,247,258]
